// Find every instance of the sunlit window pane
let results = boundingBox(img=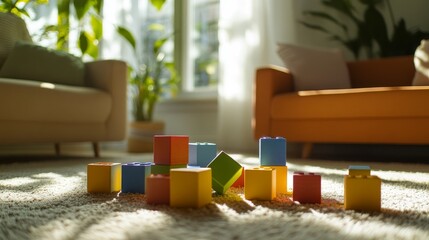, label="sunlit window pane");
[191,0,219,89]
